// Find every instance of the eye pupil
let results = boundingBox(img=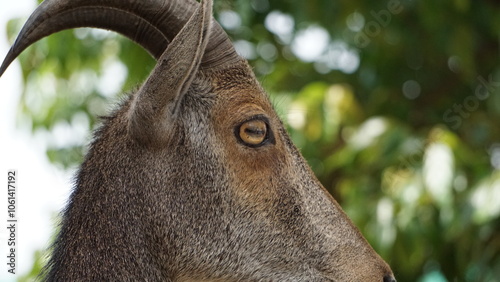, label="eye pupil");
[244,127,265,135]
[239,120,268,146]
